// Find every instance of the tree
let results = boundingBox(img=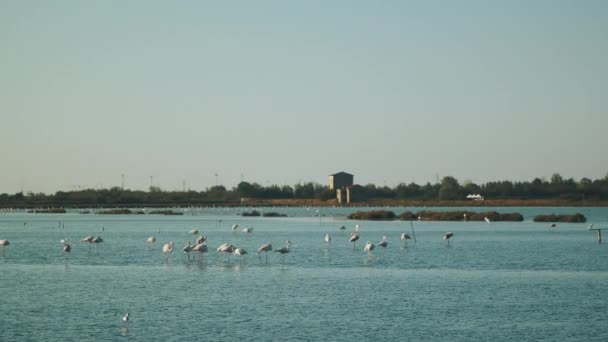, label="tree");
[438,176,460,200]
